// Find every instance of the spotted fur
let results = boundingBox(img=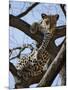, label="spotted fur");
[16,13,59,82]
